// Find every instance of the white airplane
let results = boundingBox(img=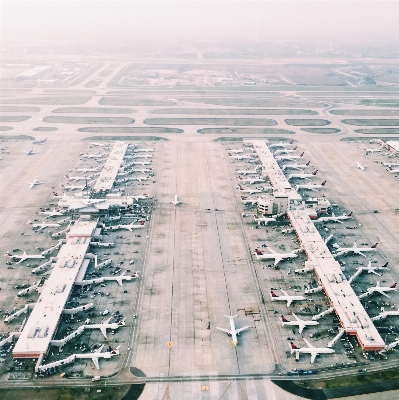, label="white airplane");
[90,142,110,148]
[116,221,145,231]
[288,170,318,180]
[132,194,150,202]
[133,148,154,153]
[238,176,265,184]
[79,153,105,159]
[40,240,62,256]
[253,215,276,225]
[226,148,245,154]
[83,316,126,338]
[129,176,149,182]
[359,281,397,299]
[27,178,43,189]
[65,174,94,182]
[132,153,153,159]
[333,241,378,257]
[130,161,151,166]
[172,195,182,206]
[383,161,399,167]
[6,251,45,264]
[275,152,304,161]
[76,344,121,370]
[281,313,319,334]
[269,141,295,148]
[241,196,258,205]
[32,137,47,145]
[215,314,251,347]
[356,162,366,170]
[60,184,85,191]
[130,168,153,173]
[40,208,66,218]
[314,212,352,224]
[27,220,61,231]
[295,181,326,191]
[23,148,36,155]
[52,222,72,238]
[387,167,399,173]
[270,289,305,307]
[290,337,335,363]
[365,145,383,154]
[228,153,252,160]
[254,246,299,266]
[273,146,298,155]
[282,161,311,171]
[235,167,261,175]
[75,167,100,173]
[238,184,262,194]
[167,98,177,102]
[348,261,389,283]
